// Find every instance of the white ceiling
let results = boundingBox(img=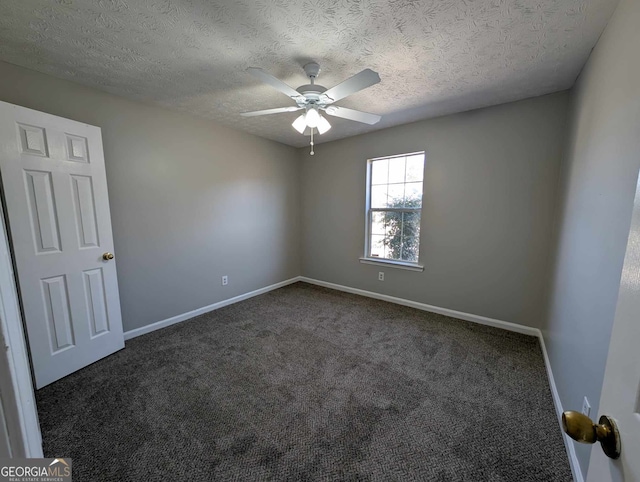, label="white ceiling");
[0,0,618,147]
